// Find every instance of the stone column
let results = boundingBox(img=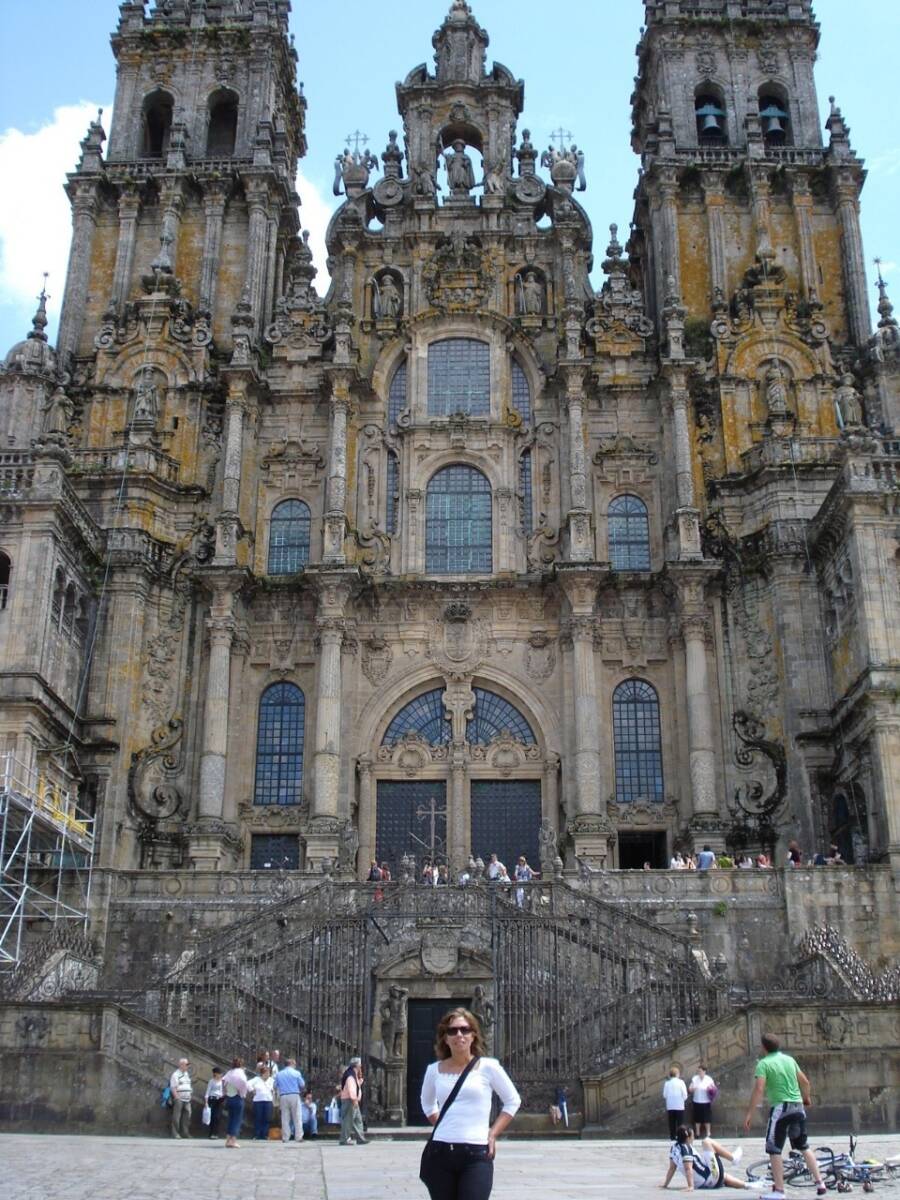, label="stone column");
[57,181,99,364]
[702,172,727,302]
[199,181,228,316]
[308,583,351,867]
[834,171,872,347]
[323,371,353,564]
[198,606,234,822]
[109,186,141,313]
[675,572,721,846]
[242,177,271,334]
[671,388,694,510]
[542,751,560,830]
[213,388,246,565]
[356,754,374,877]
[450,748,469,870]
[865,705,900,870]
[791,176,820,303]
[652,168,681,318]
[748,167,774,264]
[562,367,592,562]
